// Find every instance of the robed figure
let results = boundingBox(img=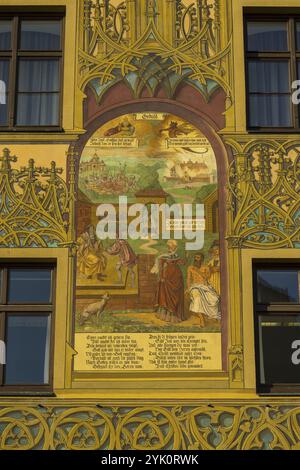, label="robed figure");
[106,237,137,287]
[77,225,107,280]
[151,240,185,323]
[187,252,220,327]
